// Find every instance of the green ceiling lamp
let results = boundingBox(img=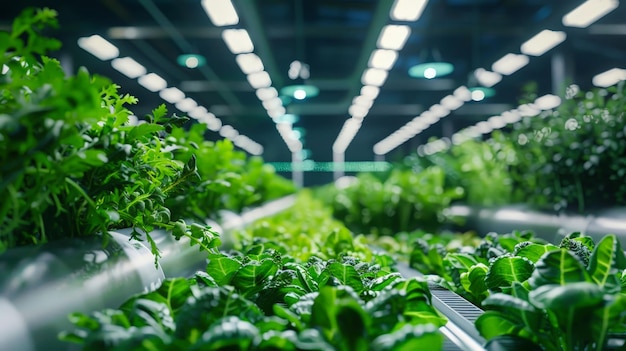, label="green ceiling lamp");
[279,0,319,101]
[408,48,454,79]
[280,60,319,100]
[177,54,206,69]
[469,86,496,101]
